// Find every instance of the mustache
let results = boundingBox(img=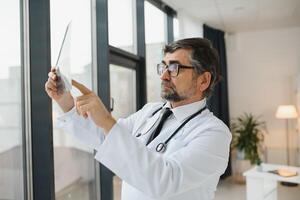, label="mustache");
[161,80,176,92]
[161,80,173,87]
